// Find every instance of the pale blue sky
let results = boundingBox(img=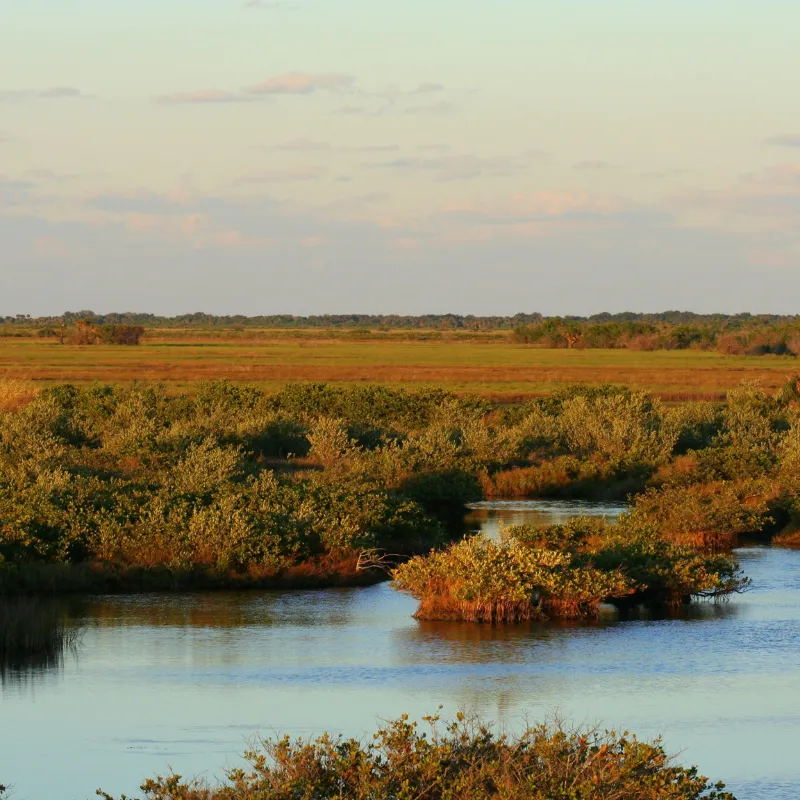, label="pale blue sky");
[1,1,799,315]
